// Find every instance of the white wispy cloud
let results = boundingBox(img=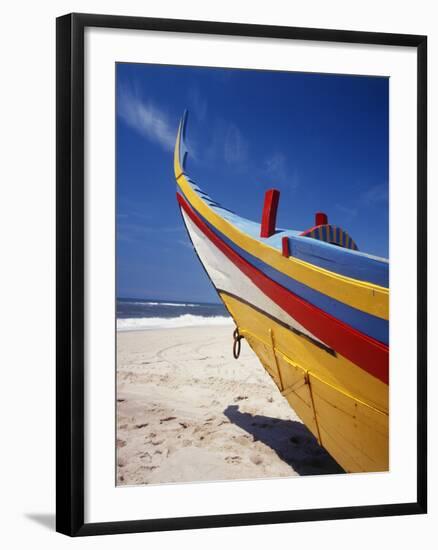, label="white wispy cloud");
[263,152,299,188]
[264,153,287,180]
[224,123,248,166]
[335,203,358,222]
[118,86,176,151]
[360,183,389,204]
[334,183,388,225]
[188,87,207,122]
[177,238,194,250]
